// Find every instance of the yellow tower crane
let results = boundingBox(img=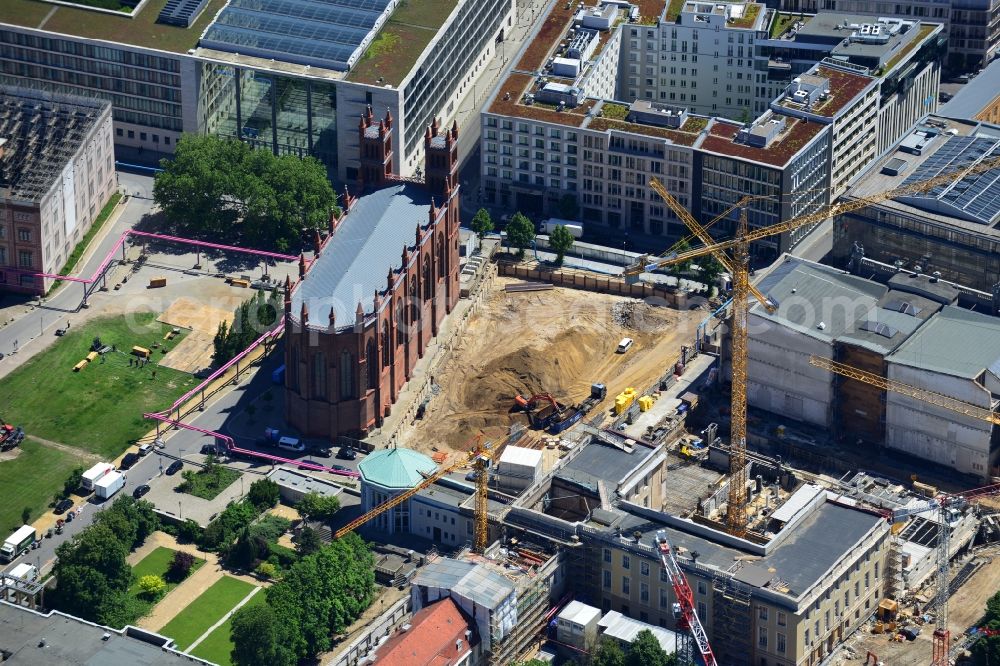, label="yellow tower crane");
[629,154,1000,536]
[335,435,494,552]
